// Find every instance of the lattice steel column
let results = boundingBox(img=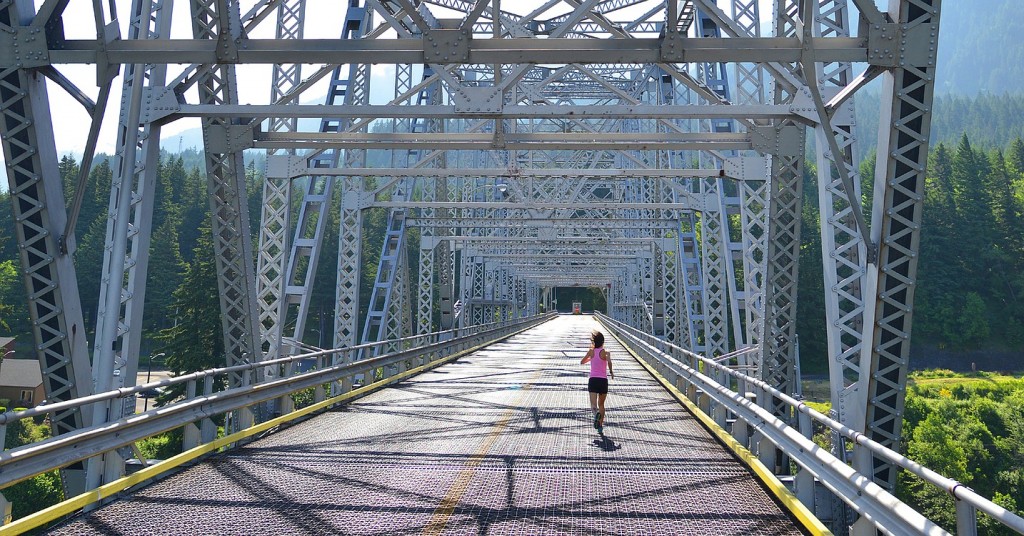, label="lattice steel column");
[335,176,363,347]
[383,250,410,349]
[526,282,538,316]
[751,0,805,411]
[810,0,871,440]
[417,234,437,335]
[332,6,372,349]
[733,158,770,373]
[700,179,731,356]
[191,0,261,418]
[732,0,765,105]
[679,211,705,353]
[256,0,304,364]
[0,0,91,496]
[661,236,681,344]
[760,129,805,408]
[856,0,942,494]
[88,0,173,488]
